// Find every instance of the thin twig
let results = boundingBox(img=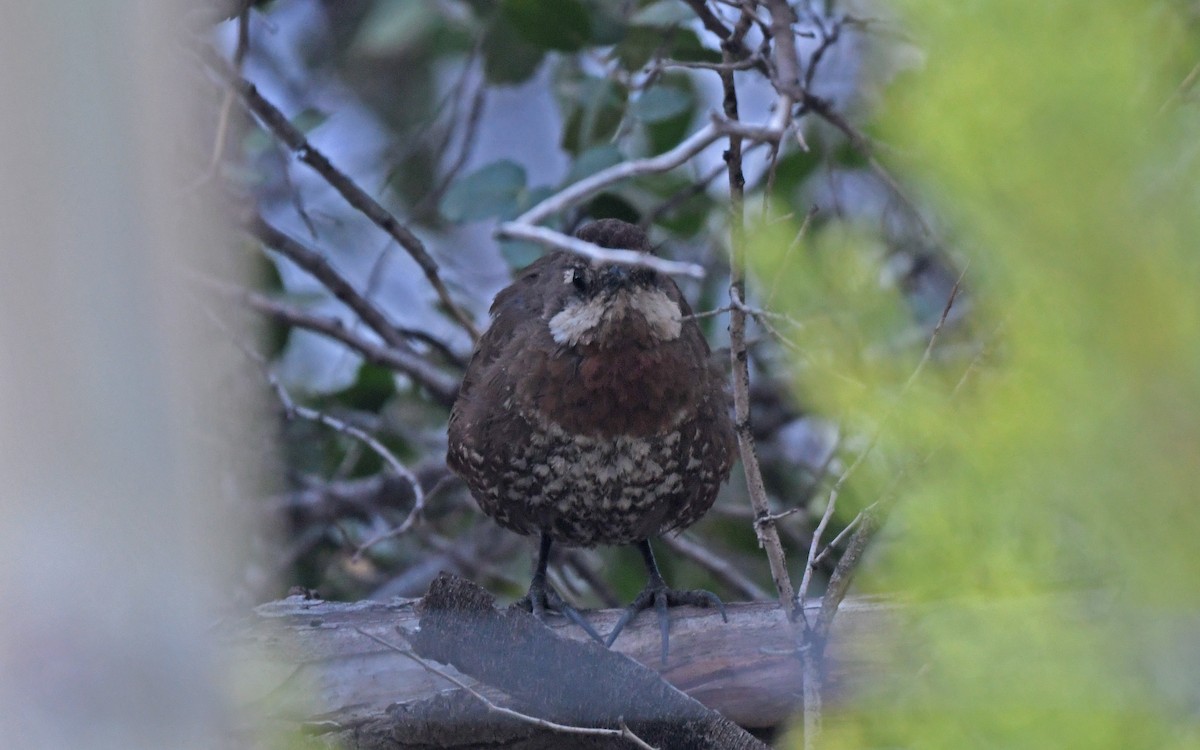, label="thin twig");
[660,533,771,601]
[353,628,658,750]
[198,275,459,405]
[808,271,966,639]
[497,224,706,278]
[719,17,797,616]
[286,404,426,542]
[243,214,418,349]
[682,0,733,41]
[190,10,251,189]
[812,501,872,566]
[354,475,458,559]
[794,487,839,607]
[658,56,763,72]
[502,116,787,231]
